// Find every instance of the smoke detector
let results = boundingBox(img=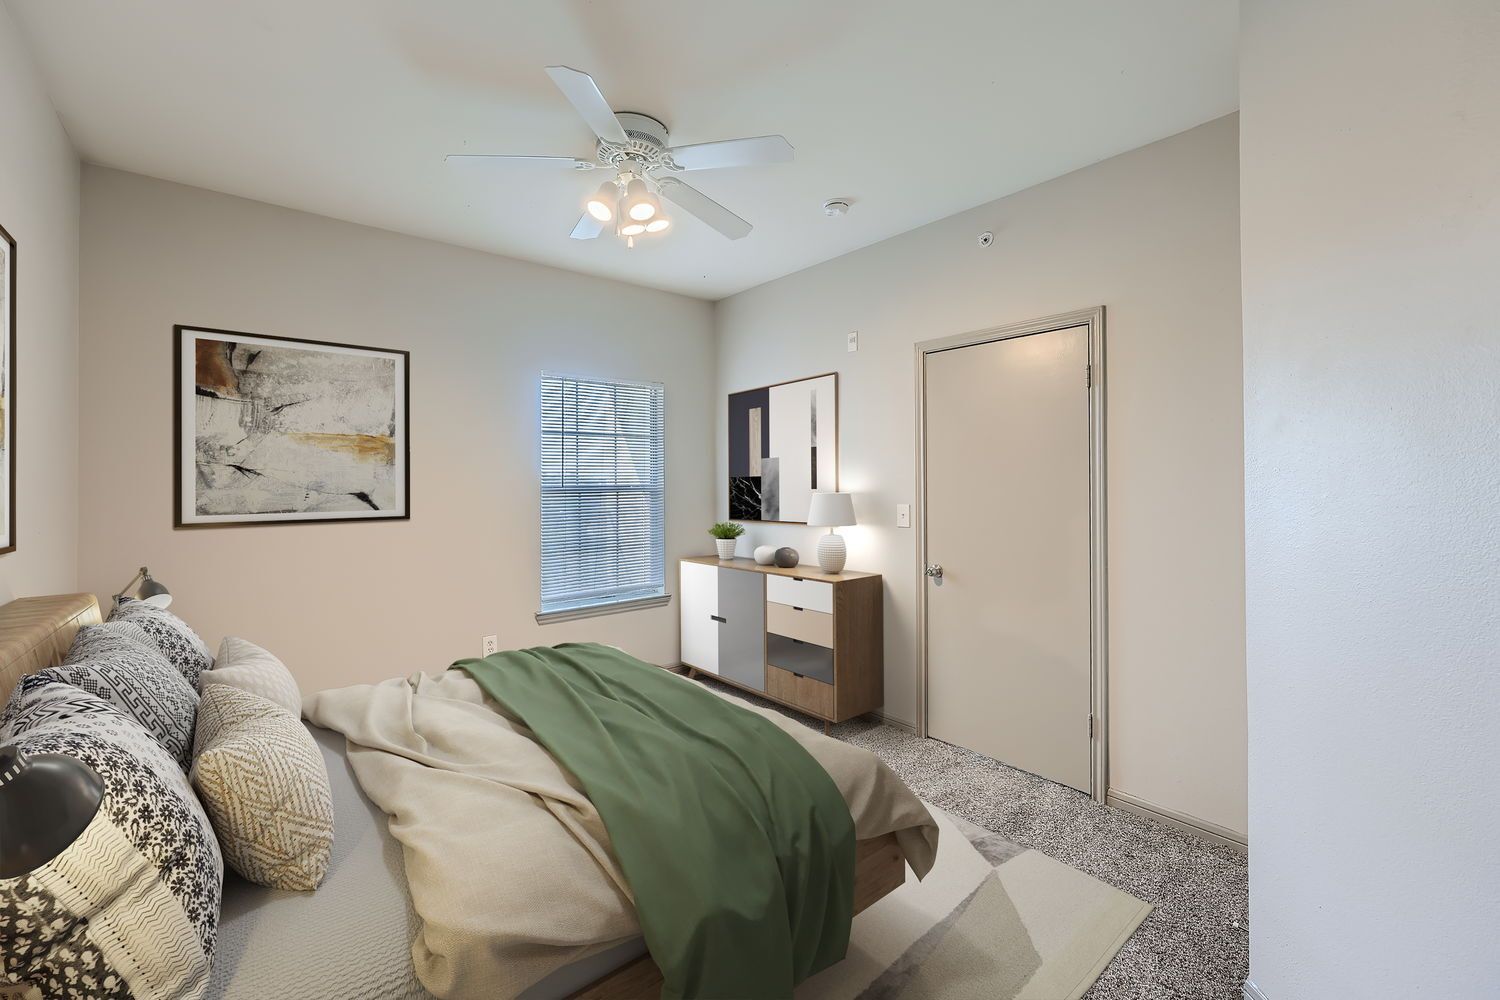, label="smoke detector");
[823,199,851,217]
